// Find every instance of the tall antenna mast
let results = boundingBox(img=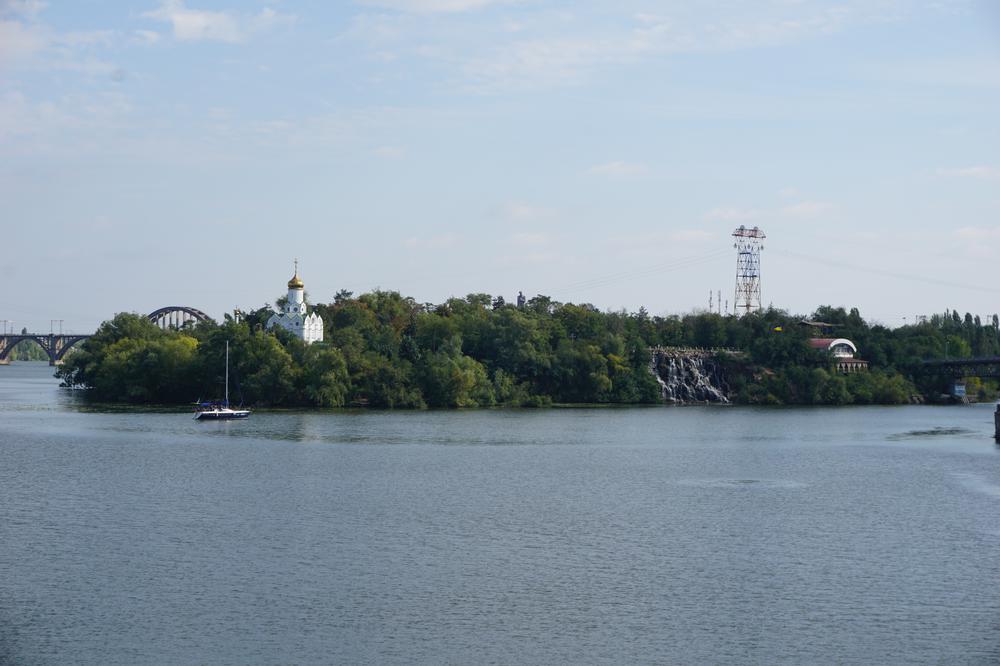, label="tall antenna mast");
[732,225,766,316]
